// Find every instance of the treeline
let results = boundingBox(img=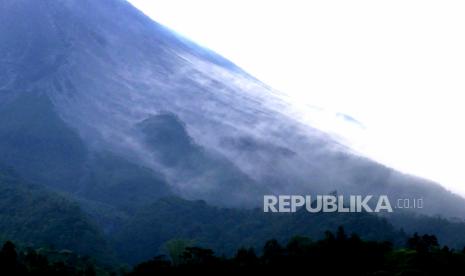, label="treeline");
[3,227,465,275]
[128,227,465,276]
[0,241,99,276]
